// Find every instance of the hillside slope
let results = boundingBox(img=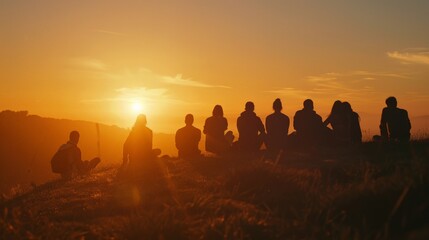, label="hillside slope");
[0,110,177,195]
[2,144,429,239]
